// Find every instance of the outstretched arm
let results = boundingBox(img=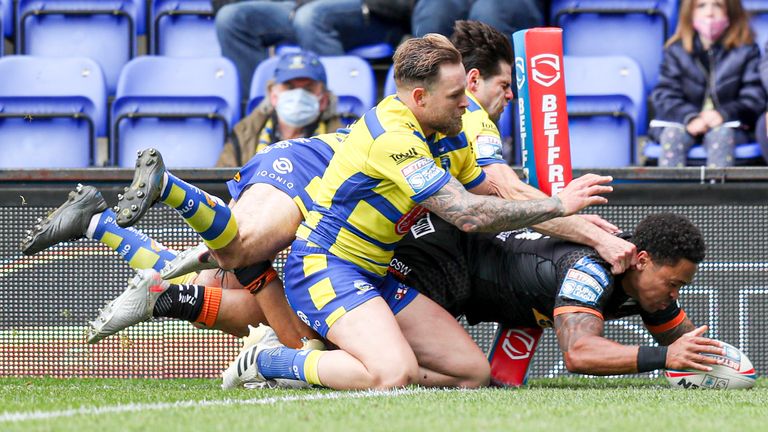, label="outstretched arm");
[421,174,612,233]
[555,313,724,376]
